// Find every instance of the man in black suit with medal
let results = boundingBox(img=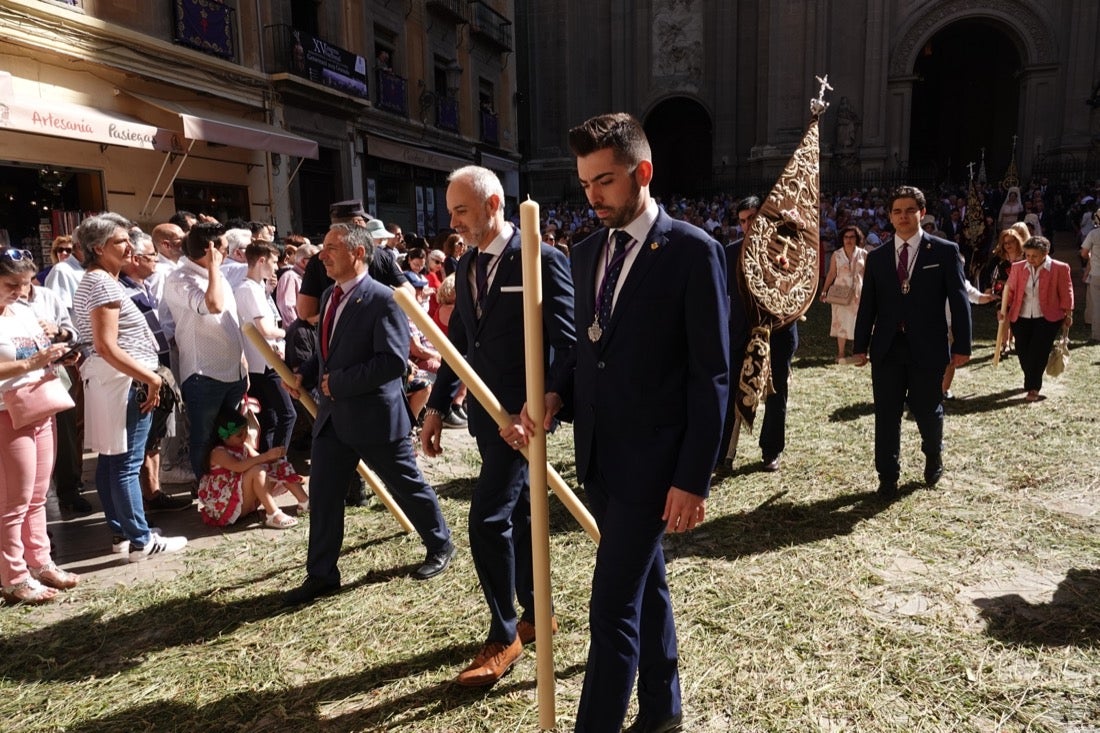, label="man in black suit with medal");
[853,185,971,498]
